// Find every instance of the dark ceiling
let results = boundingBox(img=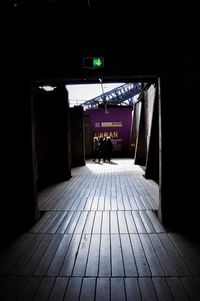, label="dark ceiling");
[4,1,200,83]
[8,0,106,9]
